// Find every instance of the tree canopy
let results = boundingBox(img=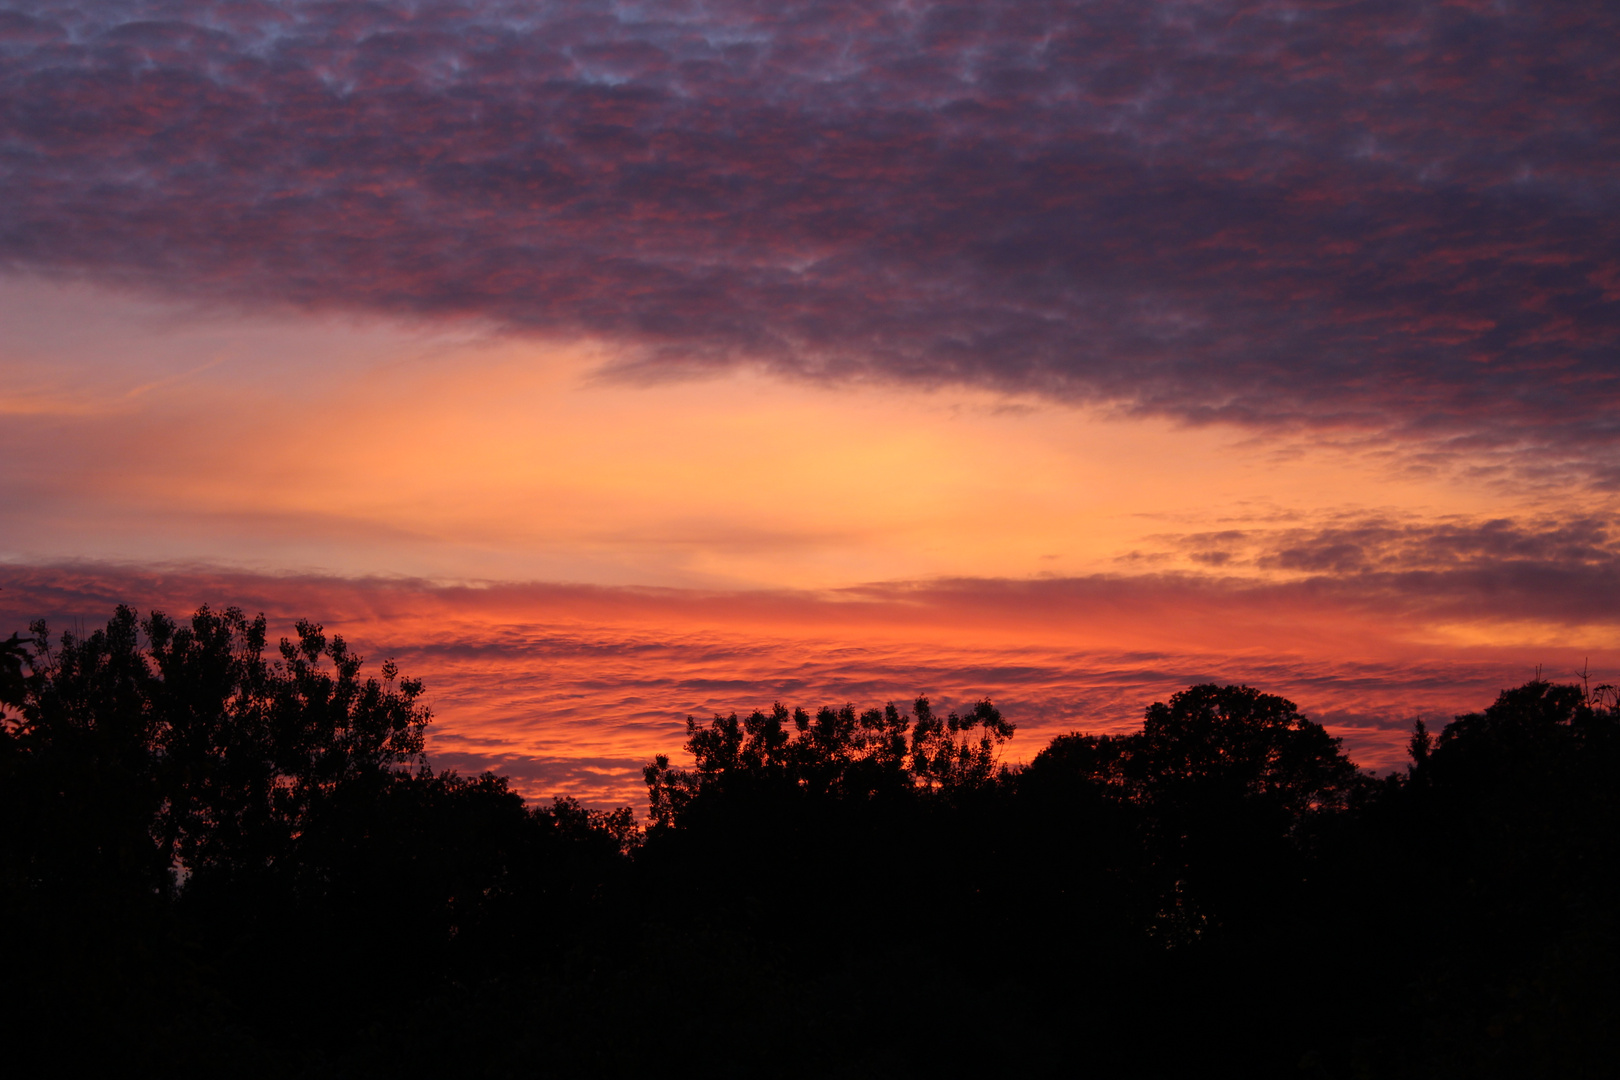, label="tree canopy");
[4,602,1616,1078]
[2,605,430,895]
[642,695,1013,828]
[1031,682,1361,816]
